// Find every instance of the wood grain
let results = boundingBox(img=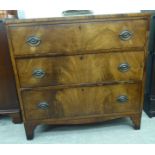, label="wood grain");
[21,83,141,120]
[9,19,147,55]
[16,51,144,88]
[5,13,150,139]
